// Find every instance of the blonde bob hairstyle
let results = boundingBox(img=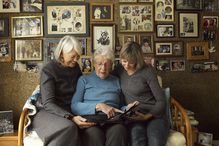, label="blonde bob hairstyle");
[120,42,145,70]
[93,47,115,64]
[54,35,82,62]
